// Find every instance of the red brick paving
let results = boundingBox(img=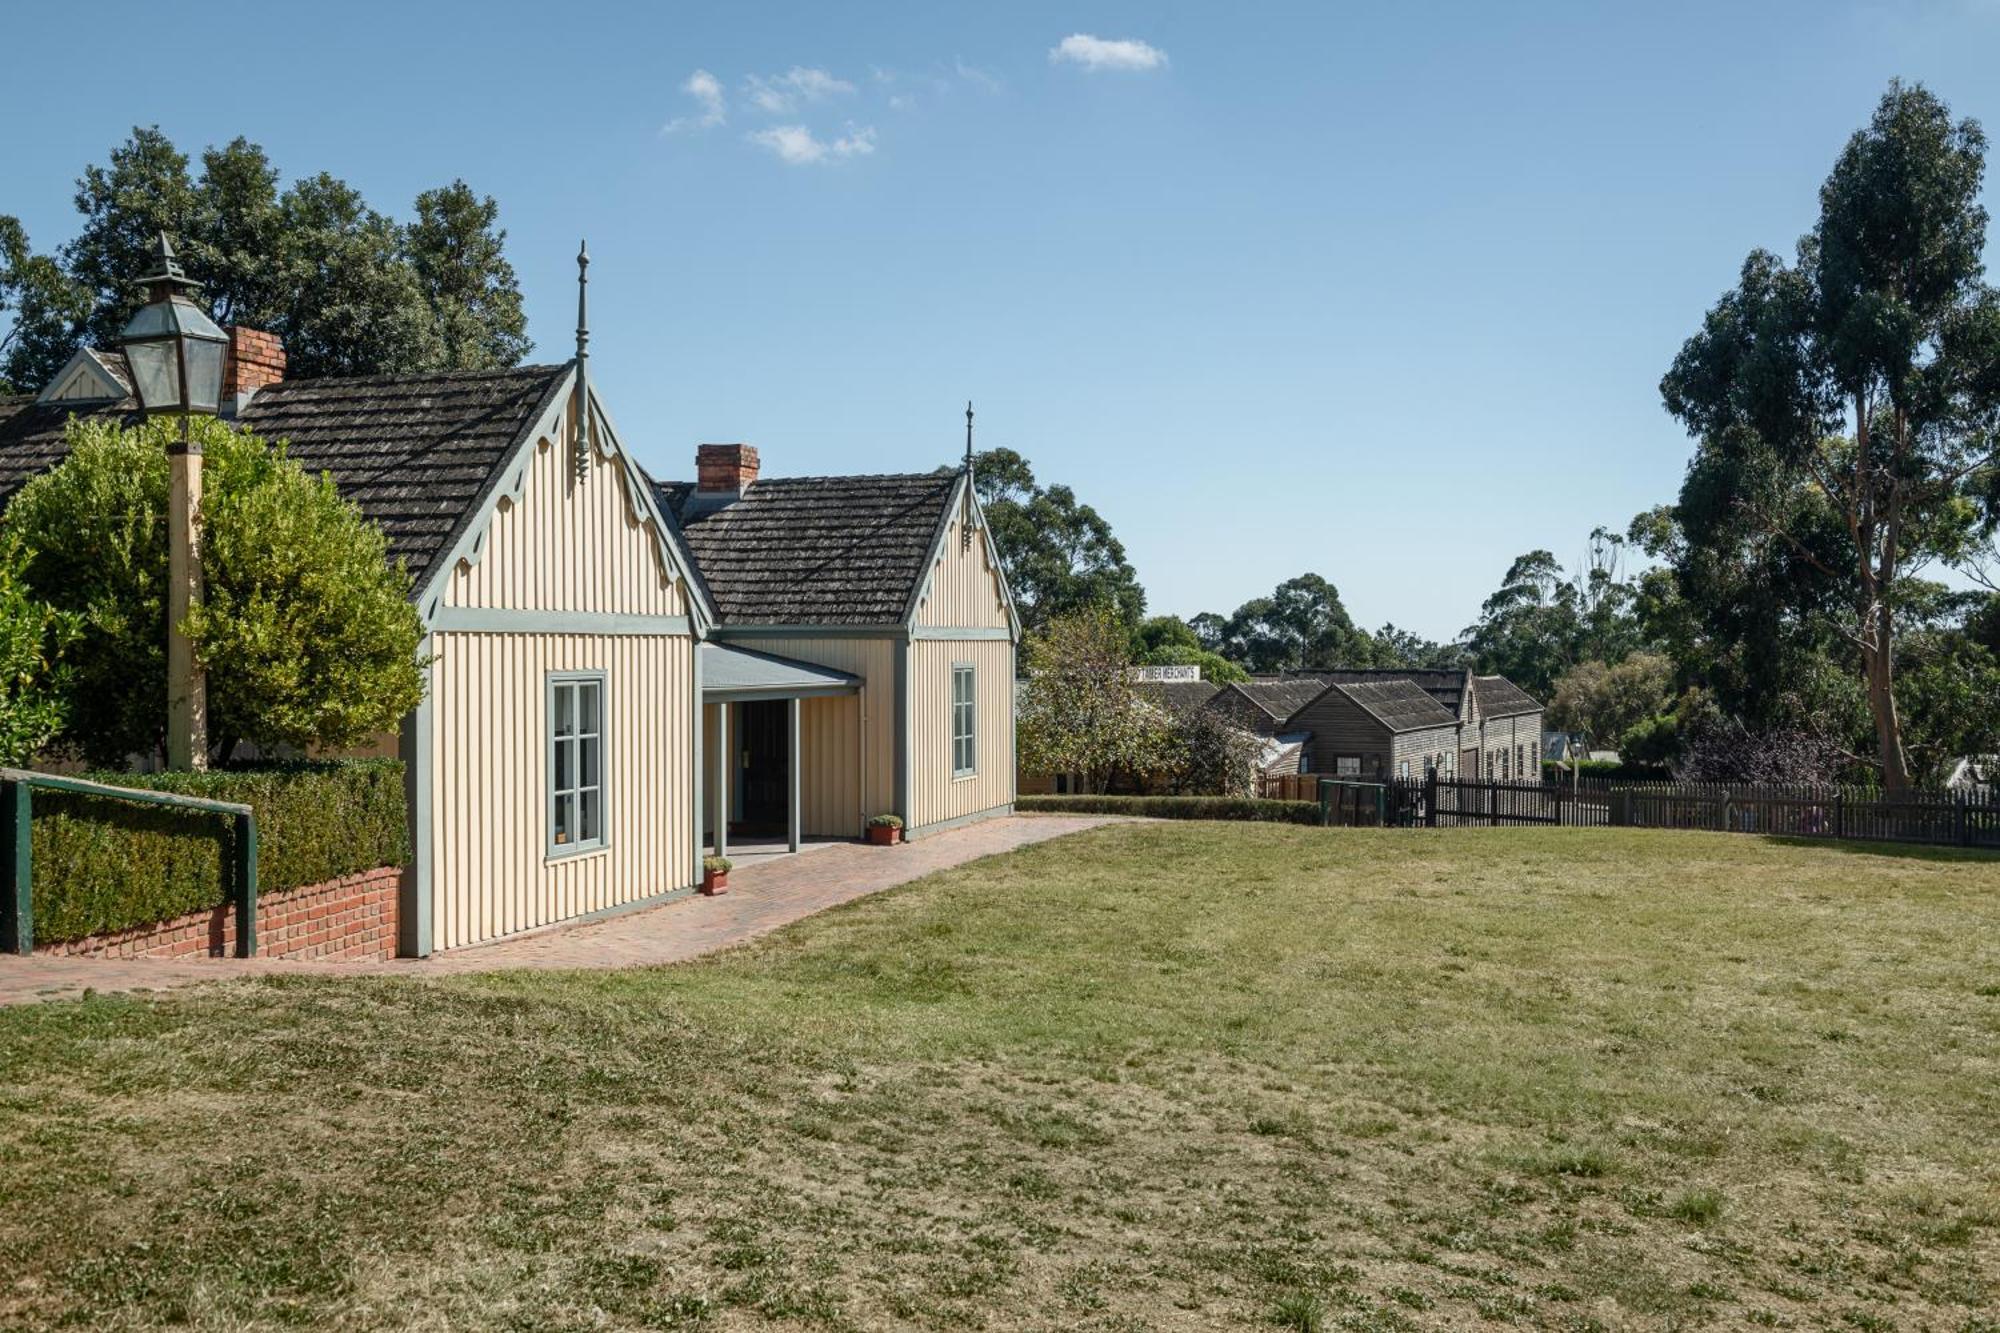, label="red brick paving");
[0,815,1115,1007]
